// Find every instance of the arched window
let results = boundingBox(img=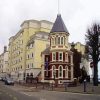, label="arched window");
[65,66,68,78]
[52,65,56,78]
[51,38,54,45]
[61,37,63,45]
[56,37,58,45]
[65,53,68,62]
[58,37,60,45]
[59,65,63,78]
[55,37,56,45]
